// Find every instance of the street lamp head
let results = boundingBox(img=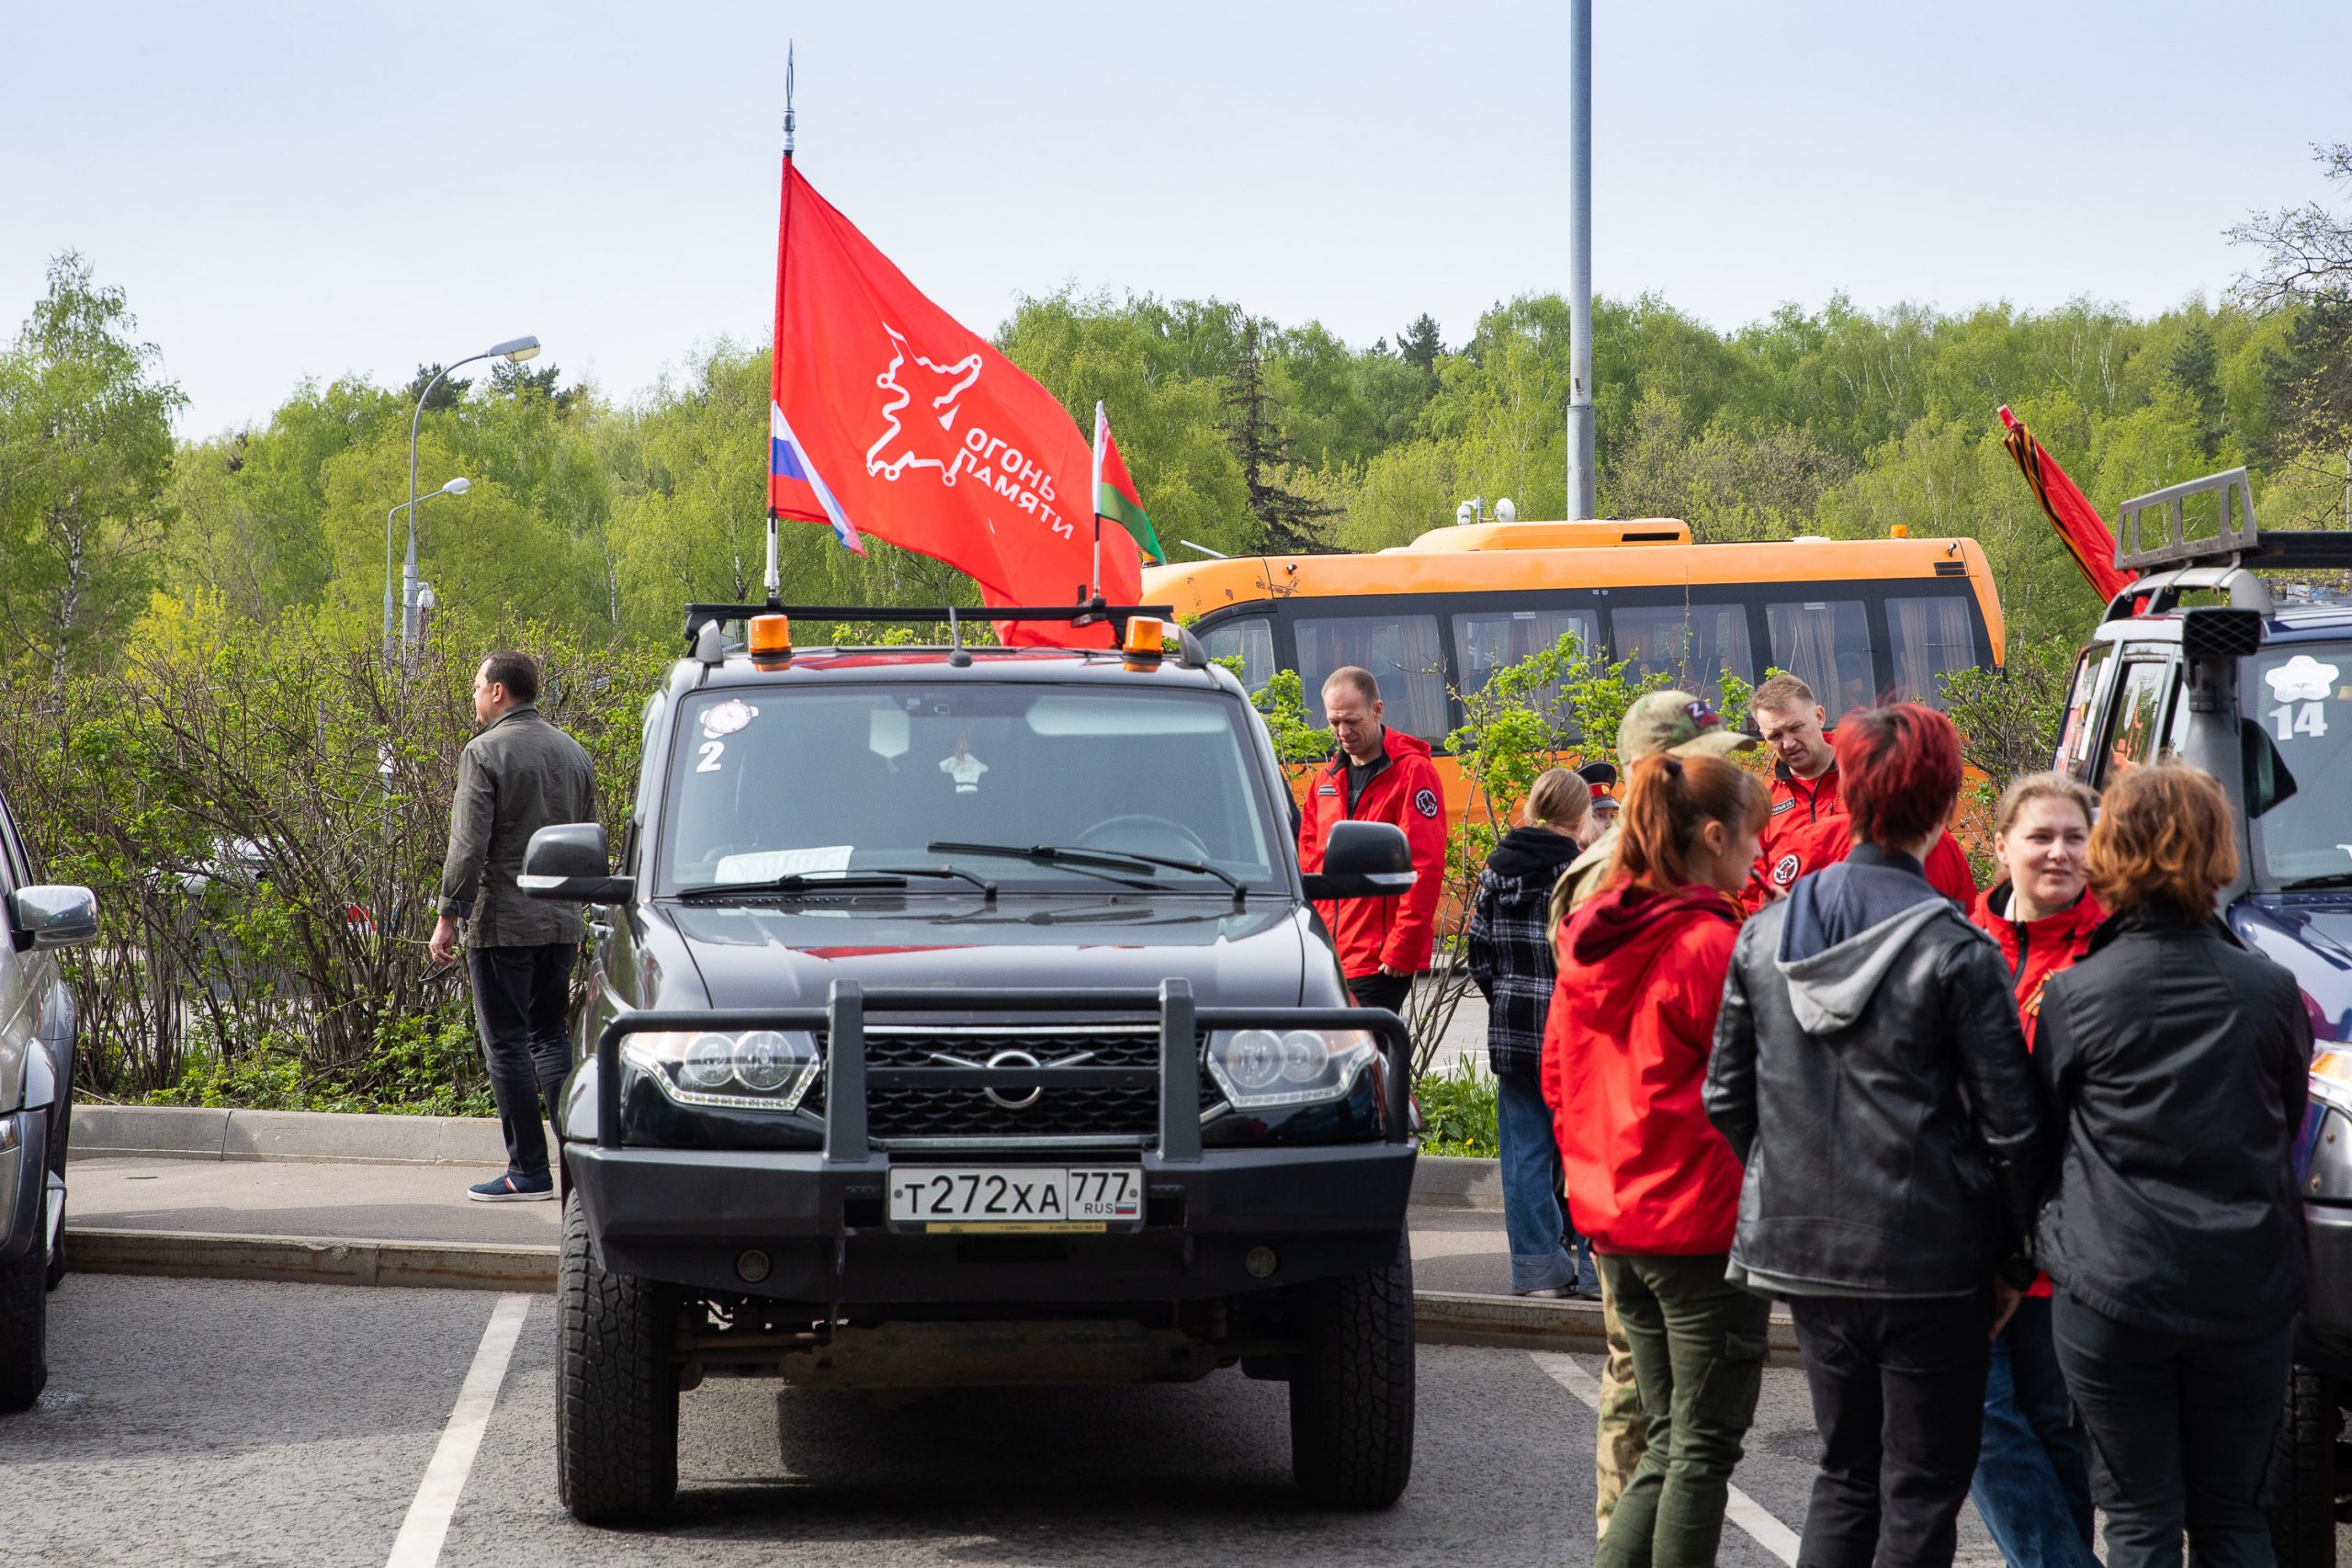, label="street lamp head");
[439,477,471,497]
[490,335,541,364]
